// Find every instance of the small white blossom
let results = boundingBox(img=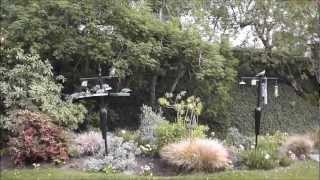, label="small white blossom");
[264,153,270,160]
[32,163,40,169]
[239,144,245,150]
[121,130,126,134]
[144,165,151,171]
[290,153,296,160]
[210,132,215,137]
[165,92,173,98]
[180,91,187,96]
